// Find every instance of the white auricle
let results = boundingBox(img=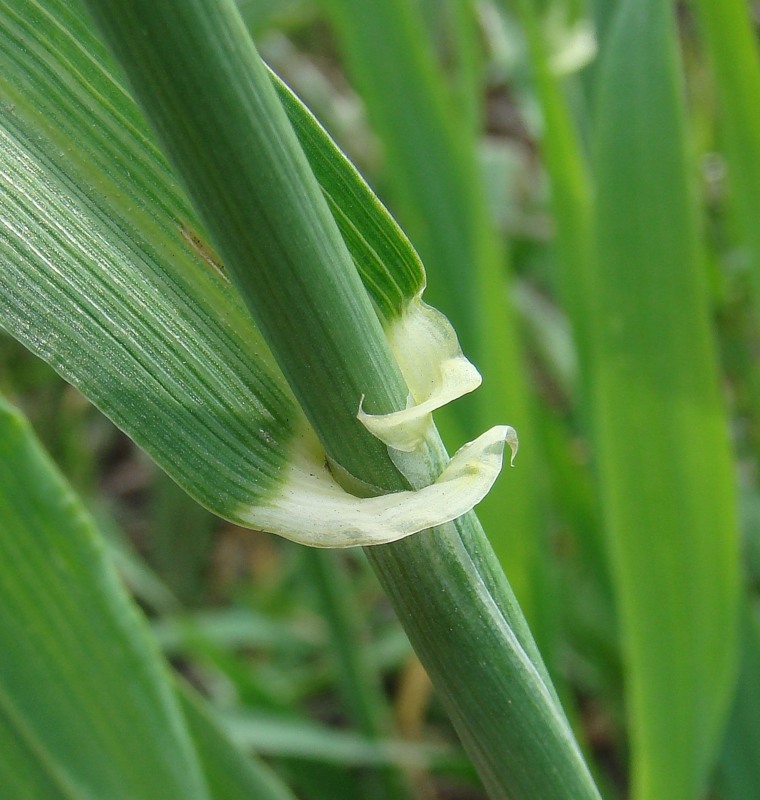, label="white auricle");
[358,298,482,452]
